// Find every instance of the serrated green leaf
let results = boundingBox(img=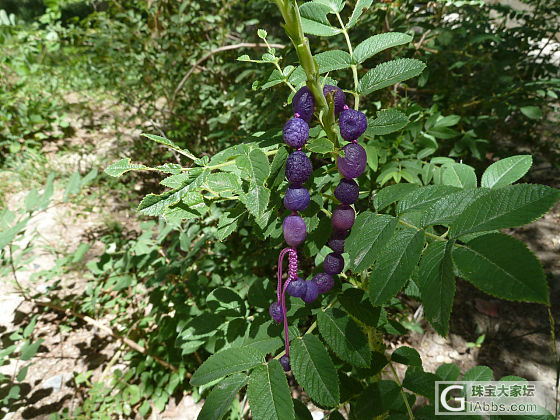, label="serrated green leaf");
[373,183,420,211]
[105,158,150,177]
[257,29,267,39]
[294,399,313,420]
[314,0,345,13]
[391,346,422,366]
[329,411,345,420]
[317,308,371,368]
[442,163,477,189]
[291,334,339,408]
[450,184,560,238]
[262,69,285,90]
[369,228,425,305]
[453,232,549,304]
[417,241,455,336]
[241,185,270,218]
[354,32,413,64]
[462,366,493,381]
[346,212,397,272]
[351,380,401,418]
[481,155,533,189]
[237,148,270,186]
[190,347,263,386]
[339,289,384,327]
[421,189,490,227]
[359,59,426,95]
[436,363,460,381]
[397,185,460,215]
[403,367,438,400]
[346,0,373,29]
[306,137,335,154]
[198,373,248,420]
[315,50,352,73]
[142,133,197,160]
[366,109,409,136]
[139,172,207,217]
[205,172,241,194]
[300,2,342,37]
[247,360,294,420]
